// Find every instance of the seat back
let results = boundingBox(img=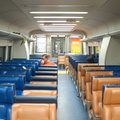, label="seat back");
[85,71,113,83]
[12,96,57,120]
[81,66,104,76]
[102,85,120,120]
[92,77,120,116]
[0,85,14,120]
[0,76,24,95]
